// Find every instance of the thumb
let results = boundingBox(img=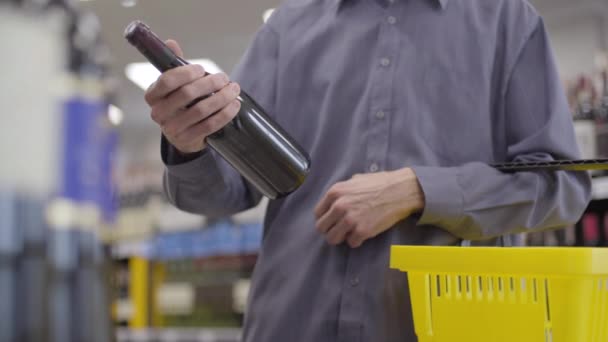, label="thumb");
[165,39,184,58]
